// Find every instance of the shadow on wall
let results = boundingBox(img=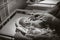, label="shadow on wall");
[16,0,27,9]
[8,0,27,13]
